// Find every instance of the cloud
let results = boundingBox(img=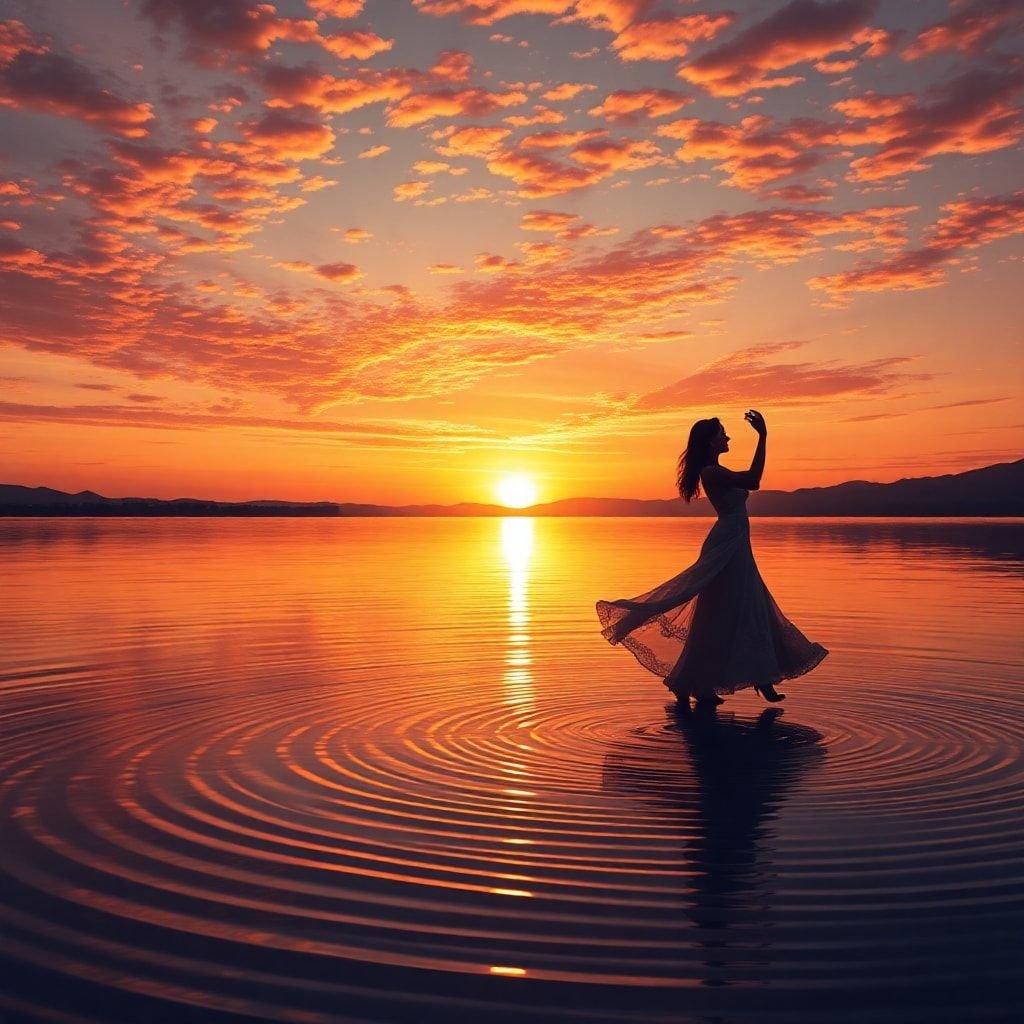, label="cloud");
[465,129,665,196]
[503,105,565,127]
[411,1,573,26]
[541,82,595,101]
[0,399,512,453]
[320,29,393,59]
[475,251,520,273]
[316,261,363,282]
[810,190,1024,298]
[515,240,573,264]
[520,209,619,238]
[685,204,912,260]
[658,114,835,191]
[837,67,1024,181]
[393,180,430,201]
[514,339,931,444]
[609,12,734,62]
[569,136,668,171]
[517,128,606,149]
[241,108,336,160]
[631,340,929,412]
[358,143,390,158]
[902,0,1024,60]
[0,235,46,270]
[385,85,527,127]
[435,124,513,157]
[587,88,692,123]
[306,0,365,17]
[484,142,619,196]
[679,0,887,96]
[412,1,731,69]
[0,20,44,63]
[261,64,417,115]
[300,174,337,191]
[141,0,319,65]
[657,67,1024,191]
[521,210,579,232]
[0,23,153,137]
[761,183,833,203]
[0,191,928,416]
[430,50,474,82]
